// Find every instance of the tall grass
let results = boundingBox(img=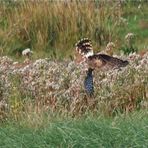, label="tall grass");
[0,111,148,147]
[0,1,147,59]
